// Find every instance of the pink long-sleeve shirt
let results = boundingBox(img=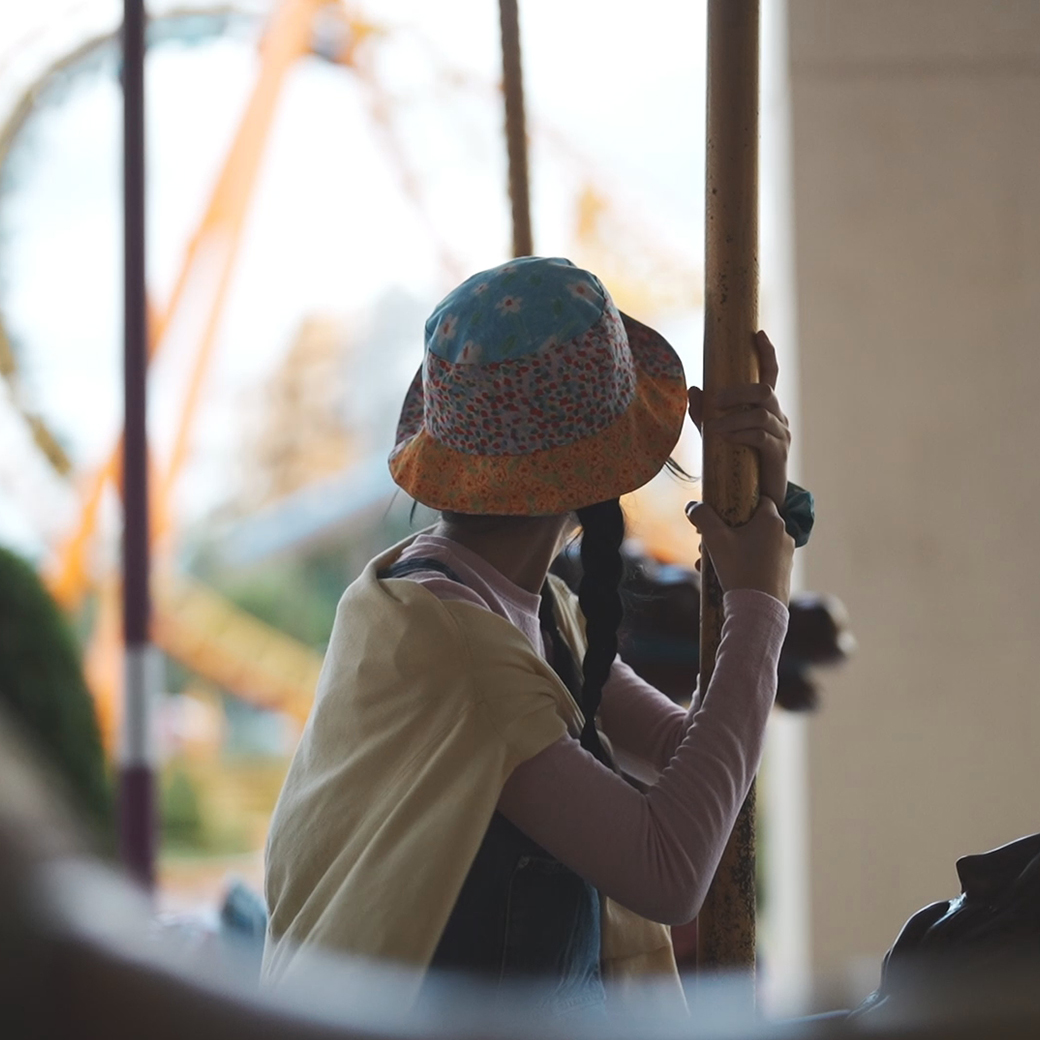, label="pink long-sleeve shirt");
[392,534,788,925]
